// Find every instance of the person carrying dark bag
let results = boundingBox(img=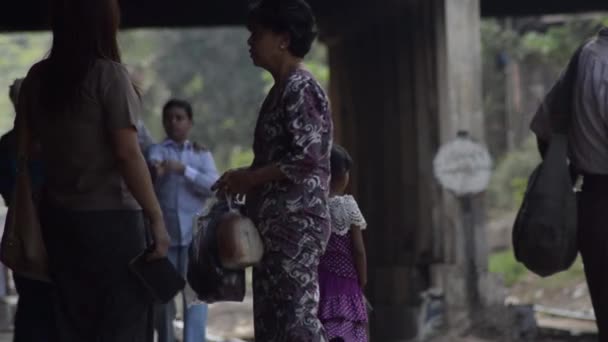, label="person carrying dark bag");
[529,27,608,338]
[514,42,584,278]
